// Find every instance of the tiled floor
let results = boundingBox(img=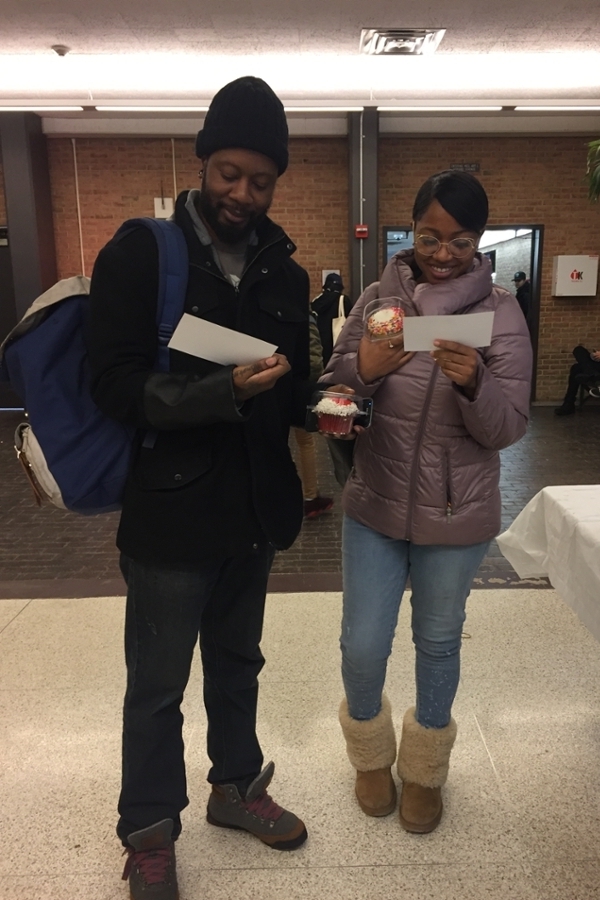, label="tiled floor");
[3,588,600,899]
[2,401,600,595]
[3,400,600,898]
